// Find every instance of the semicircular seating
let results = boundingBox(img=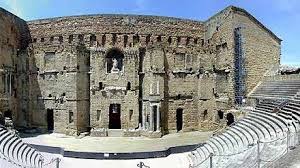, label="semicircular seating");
[0,125,44,168]
[189,97,300,168]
